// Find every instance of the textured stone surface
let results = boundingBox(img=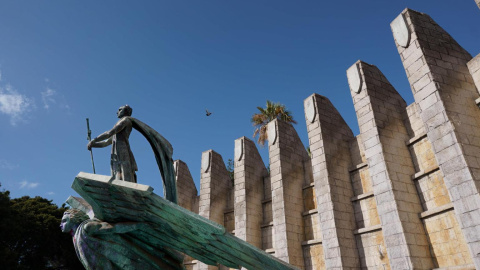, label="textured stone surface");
[405,103,427,139]
[268,119,310,269]
[174,160,198,213]
[152,7,480,270]
[416,170,451,211]
[349,60,434,269]
[234,137,268,249]
[262,174,274,251]
[423,210,473,268]
[303,213,322,241]
[355,230,390,269]
[302,244,325,270]
[467,54,480,94]
[408,138,437,173]
[353,196,380,229]
[393,8,480,268]
[174,160,200,267]
[351,167,372,196]
[304,94,360,269]
[198,150,234,270]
